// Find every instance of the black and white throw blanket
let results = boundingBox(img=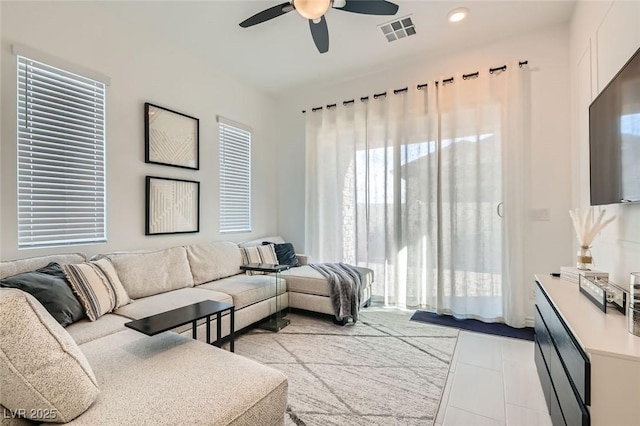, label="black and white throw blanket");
[309,263,362,323]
